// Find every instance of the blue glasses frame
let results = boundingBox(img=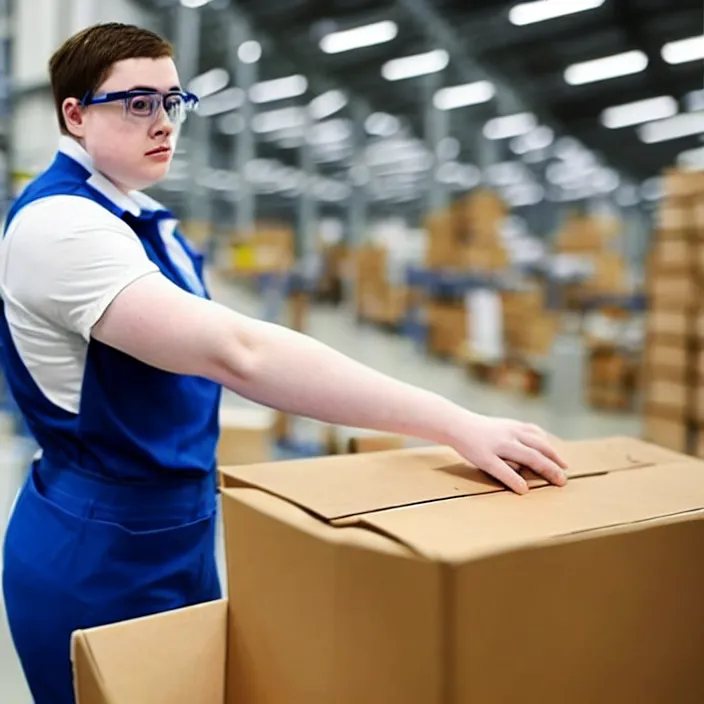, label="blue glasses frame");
[80,89,200,124]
